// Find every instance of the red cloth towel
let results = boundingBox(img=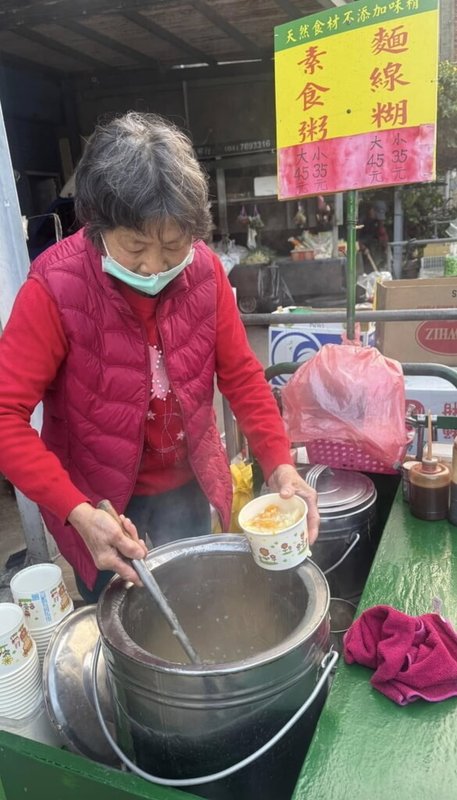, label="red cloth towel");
[343,605,457,705]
